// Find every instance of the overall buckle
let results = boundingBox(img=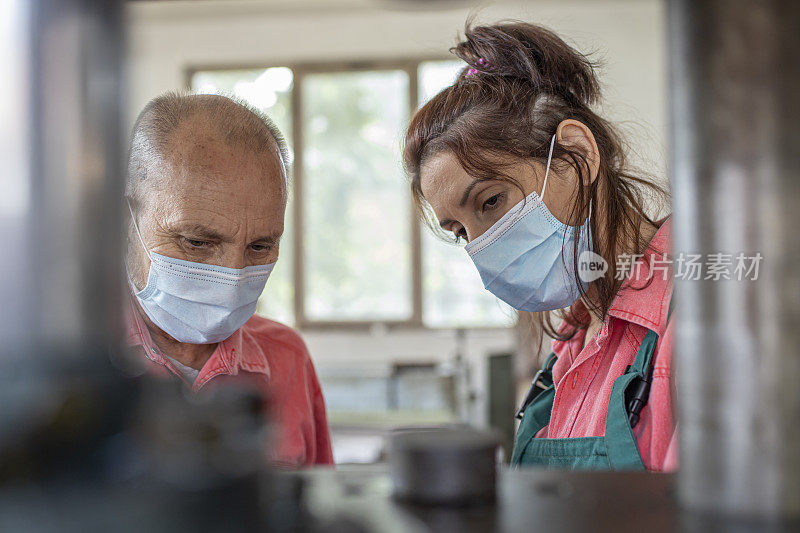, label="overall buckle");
[514,368,548,420]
